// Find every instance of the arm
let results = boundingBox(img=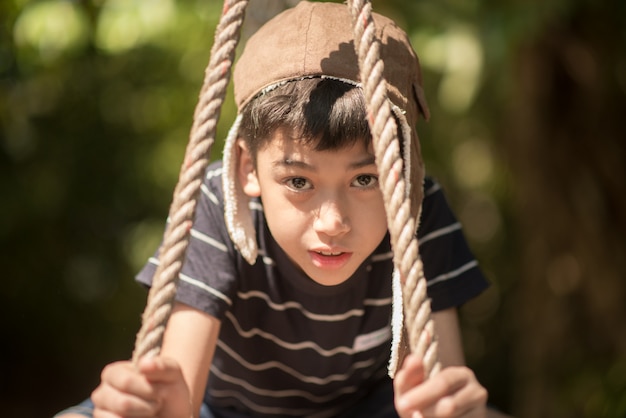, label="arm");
[394,308,511,418]
[161,302,221,417]
[433,309,512,418]
[394,308,486,417]
[75,302,220,418]
[432,307,466,368]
